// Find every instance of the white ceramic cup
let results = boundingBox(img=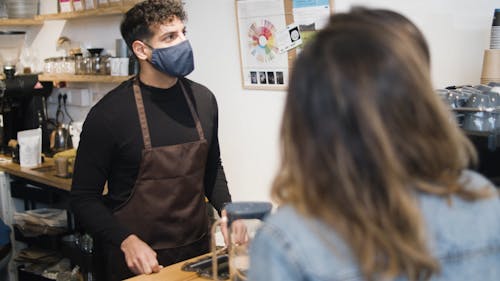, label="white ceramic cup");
[119,57,129,76]
[110,57,121,76]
